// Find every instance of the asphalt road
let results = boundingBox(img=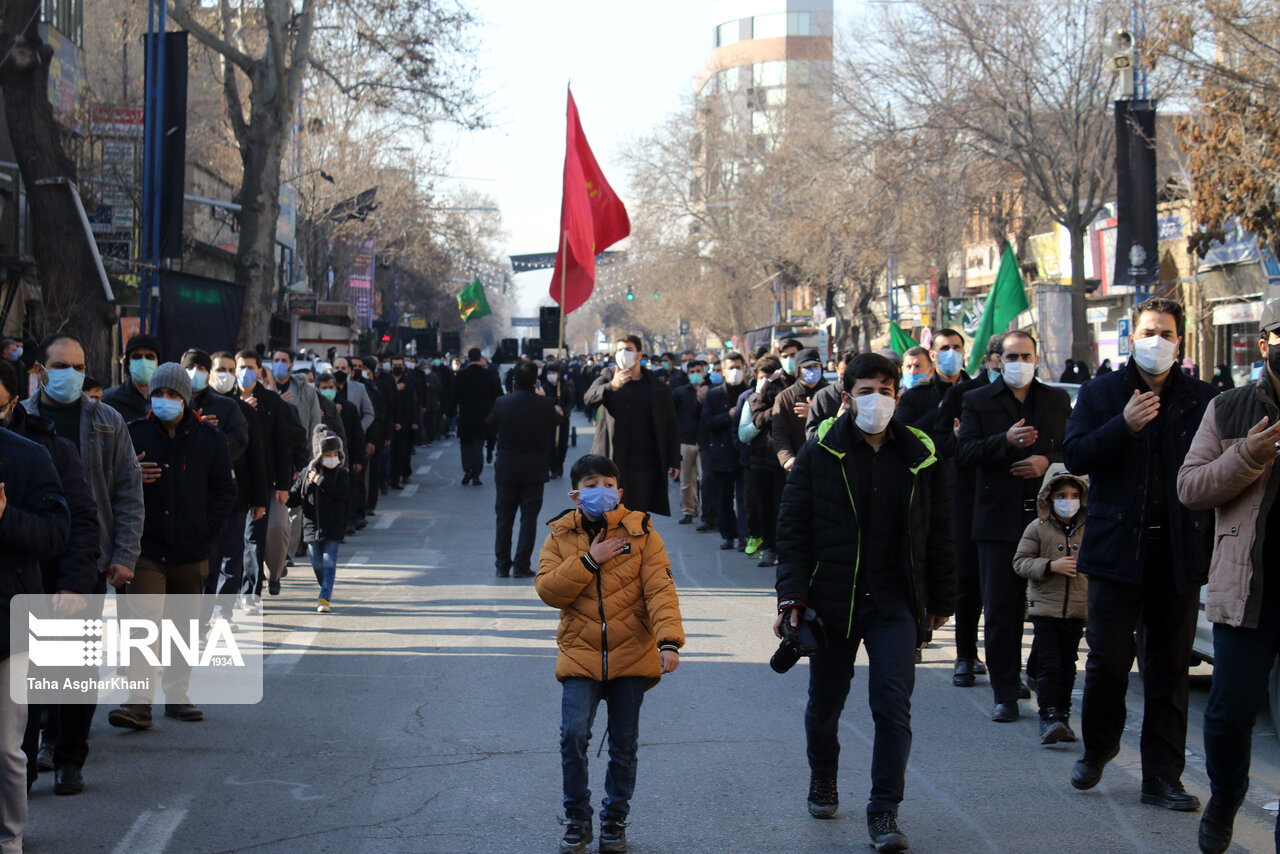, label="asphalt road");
[25,412,1280,853]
